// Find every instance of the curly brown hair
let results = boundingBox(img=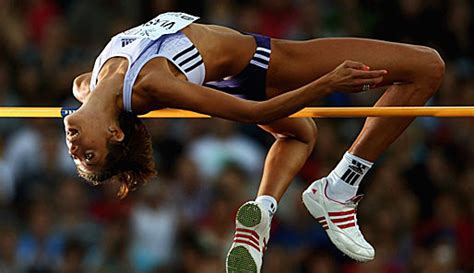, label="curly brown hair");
[77,112,156,199]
